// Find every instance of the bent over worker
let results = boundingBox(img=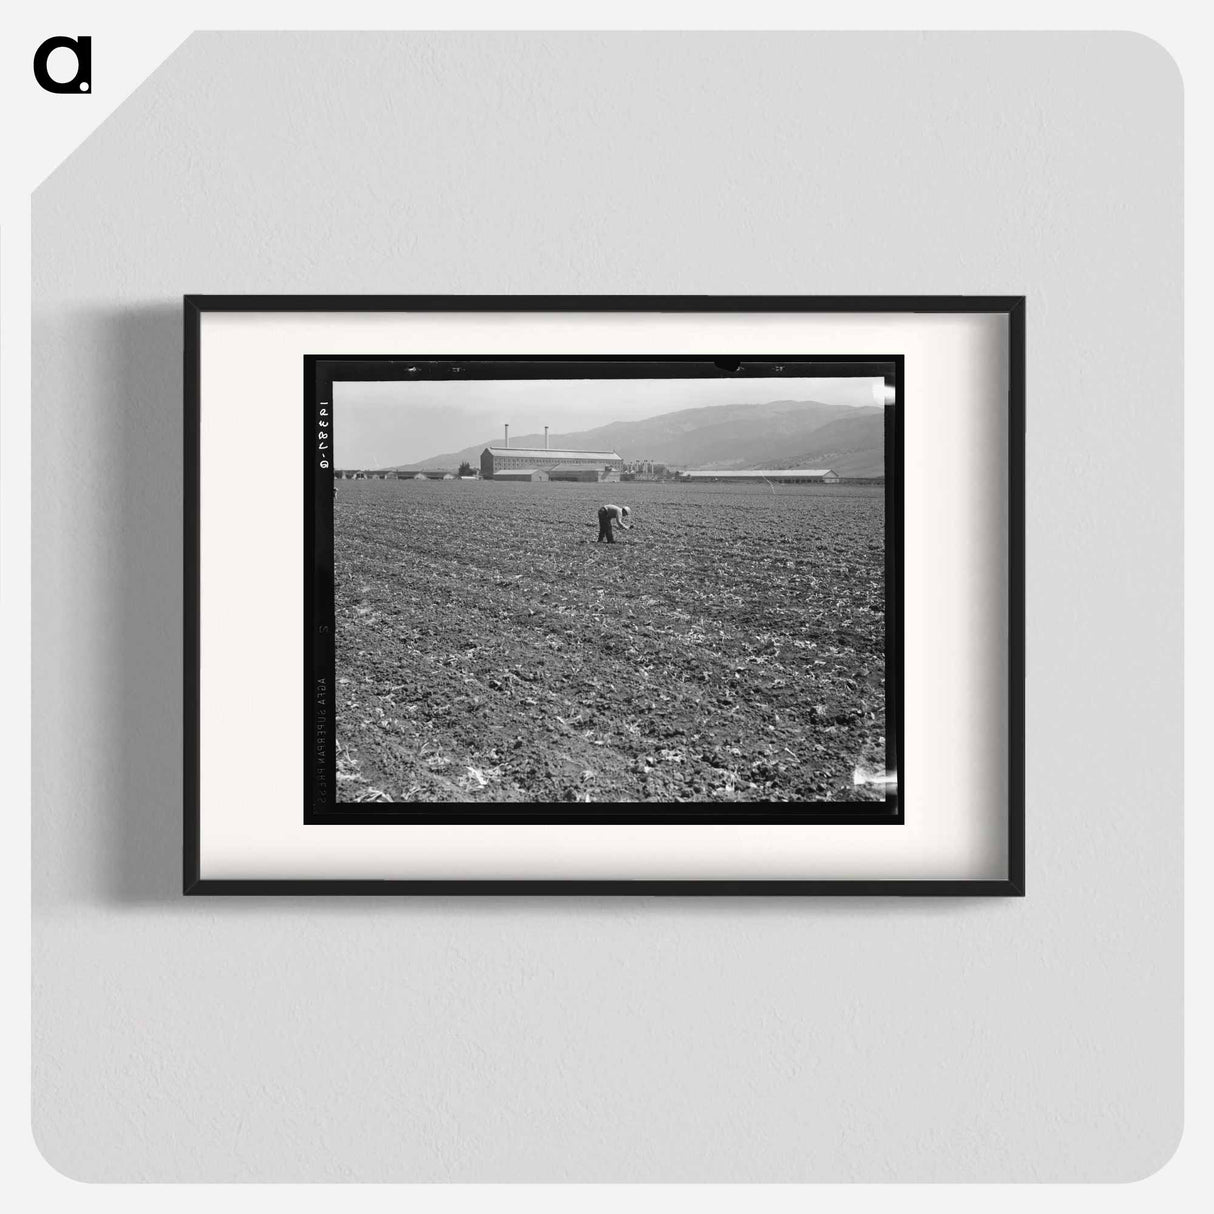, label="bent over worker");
[596,503,632,543]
